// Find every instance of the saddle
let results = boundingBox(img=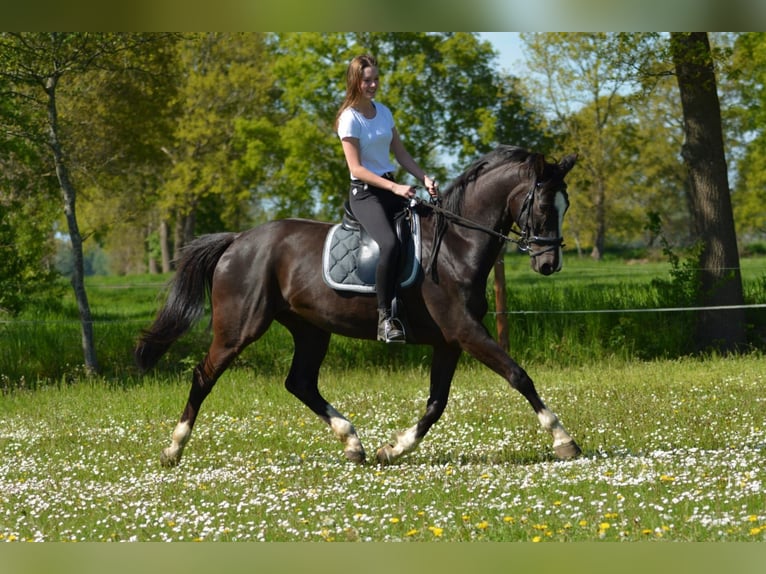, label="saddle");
[322,201,421,293]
